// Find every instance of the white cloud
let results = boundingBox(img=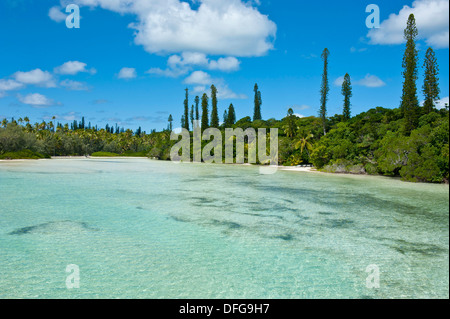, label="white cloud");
[0,79,24,91]
[173,52,209,68]
[0,92,6,99]
[184,71,246,99]
[146,67,188,78]
[148,53,240,78]
[350,47,367,53]
[64,0,277,57]
[117,67,137,79]
[59,112,79,121]
[357,74,386,88]
[184,71,213,85]
[293,105,311,111]
[49,6,67,23]
[367,0,449,49]
[334,76,345,87]
[54,61,96,75]
[18,93,55,107]
[334,74,385,88]
[216,84,247,99]
[13,69,56,87]
[436,96,449,109]
[60,79,89,91]
[193,86,208,94]
[208,57,240,72]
